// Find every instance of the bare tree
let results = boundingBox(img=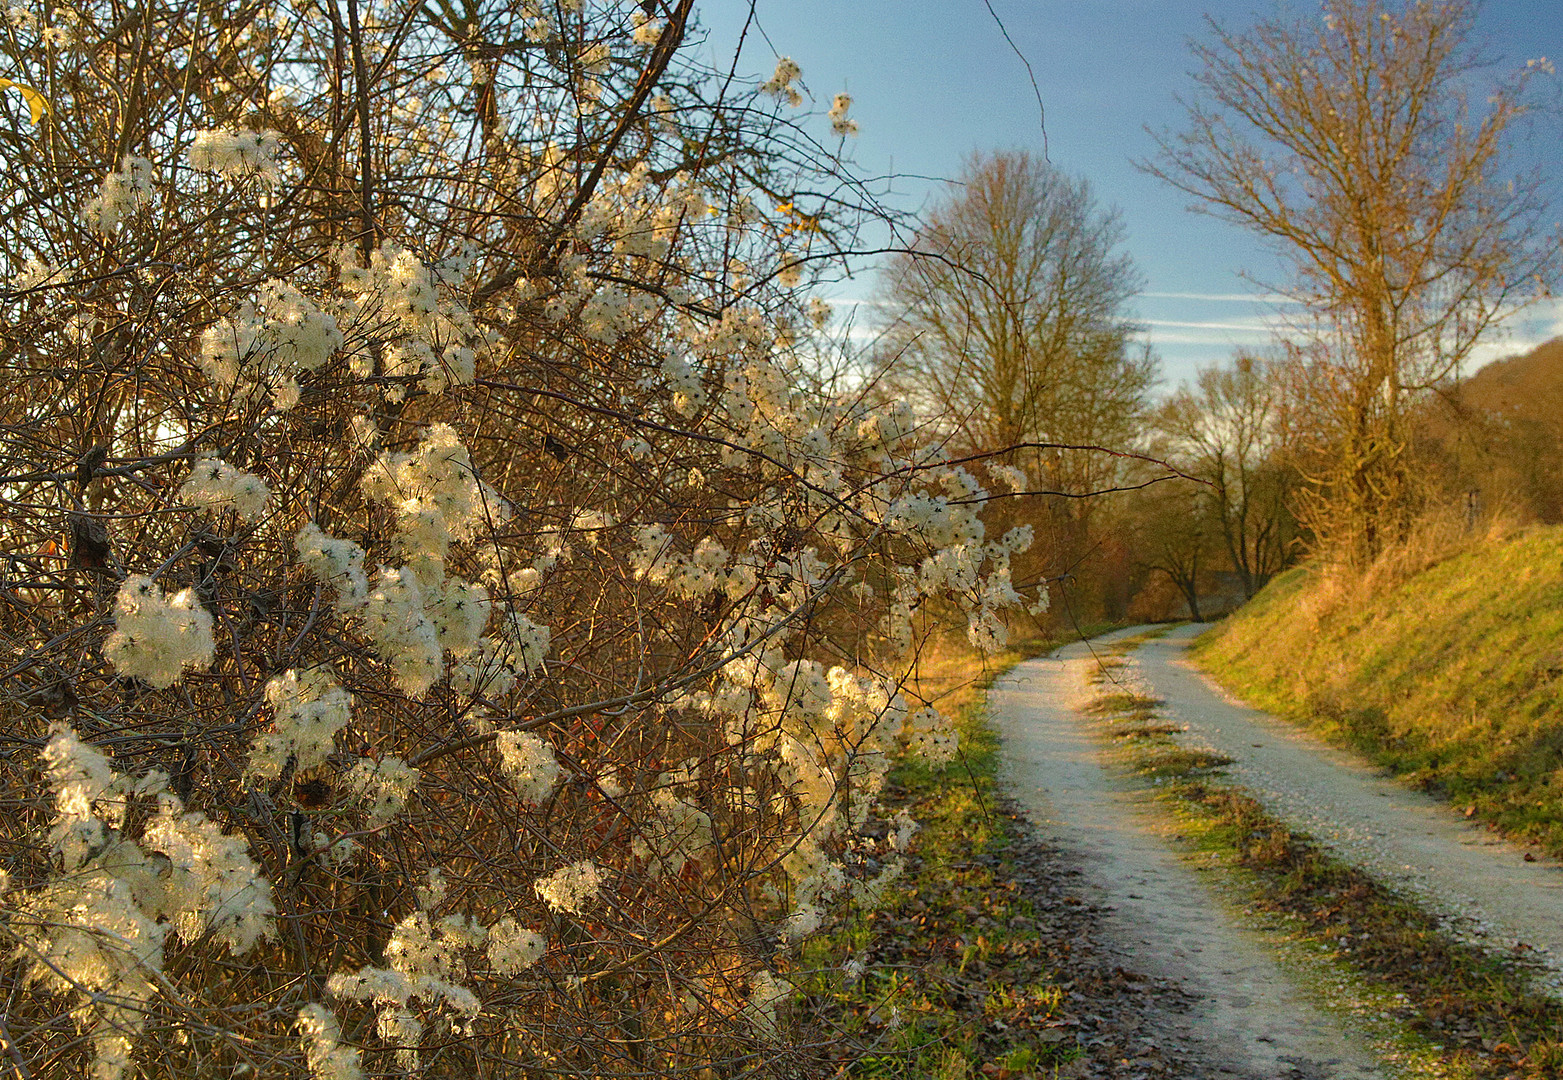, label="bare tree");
[1153,353,1298,598]
[874,151,1155,600]
[1146,0,1560,562]
[877,151,1153,464]
[1128,477,1217,621]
